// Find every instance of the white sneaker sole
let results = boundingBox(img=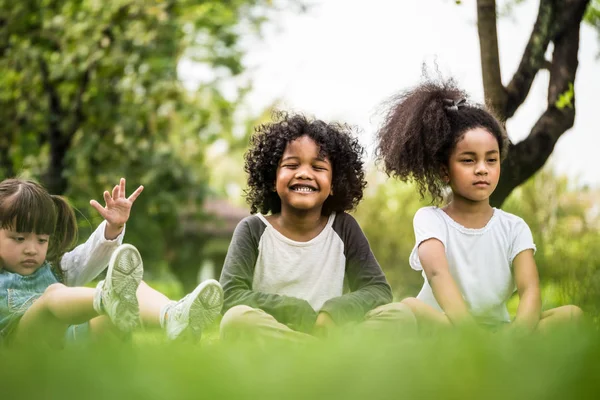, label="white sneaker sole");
[104,244,144,331]
[186,279,223,339]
